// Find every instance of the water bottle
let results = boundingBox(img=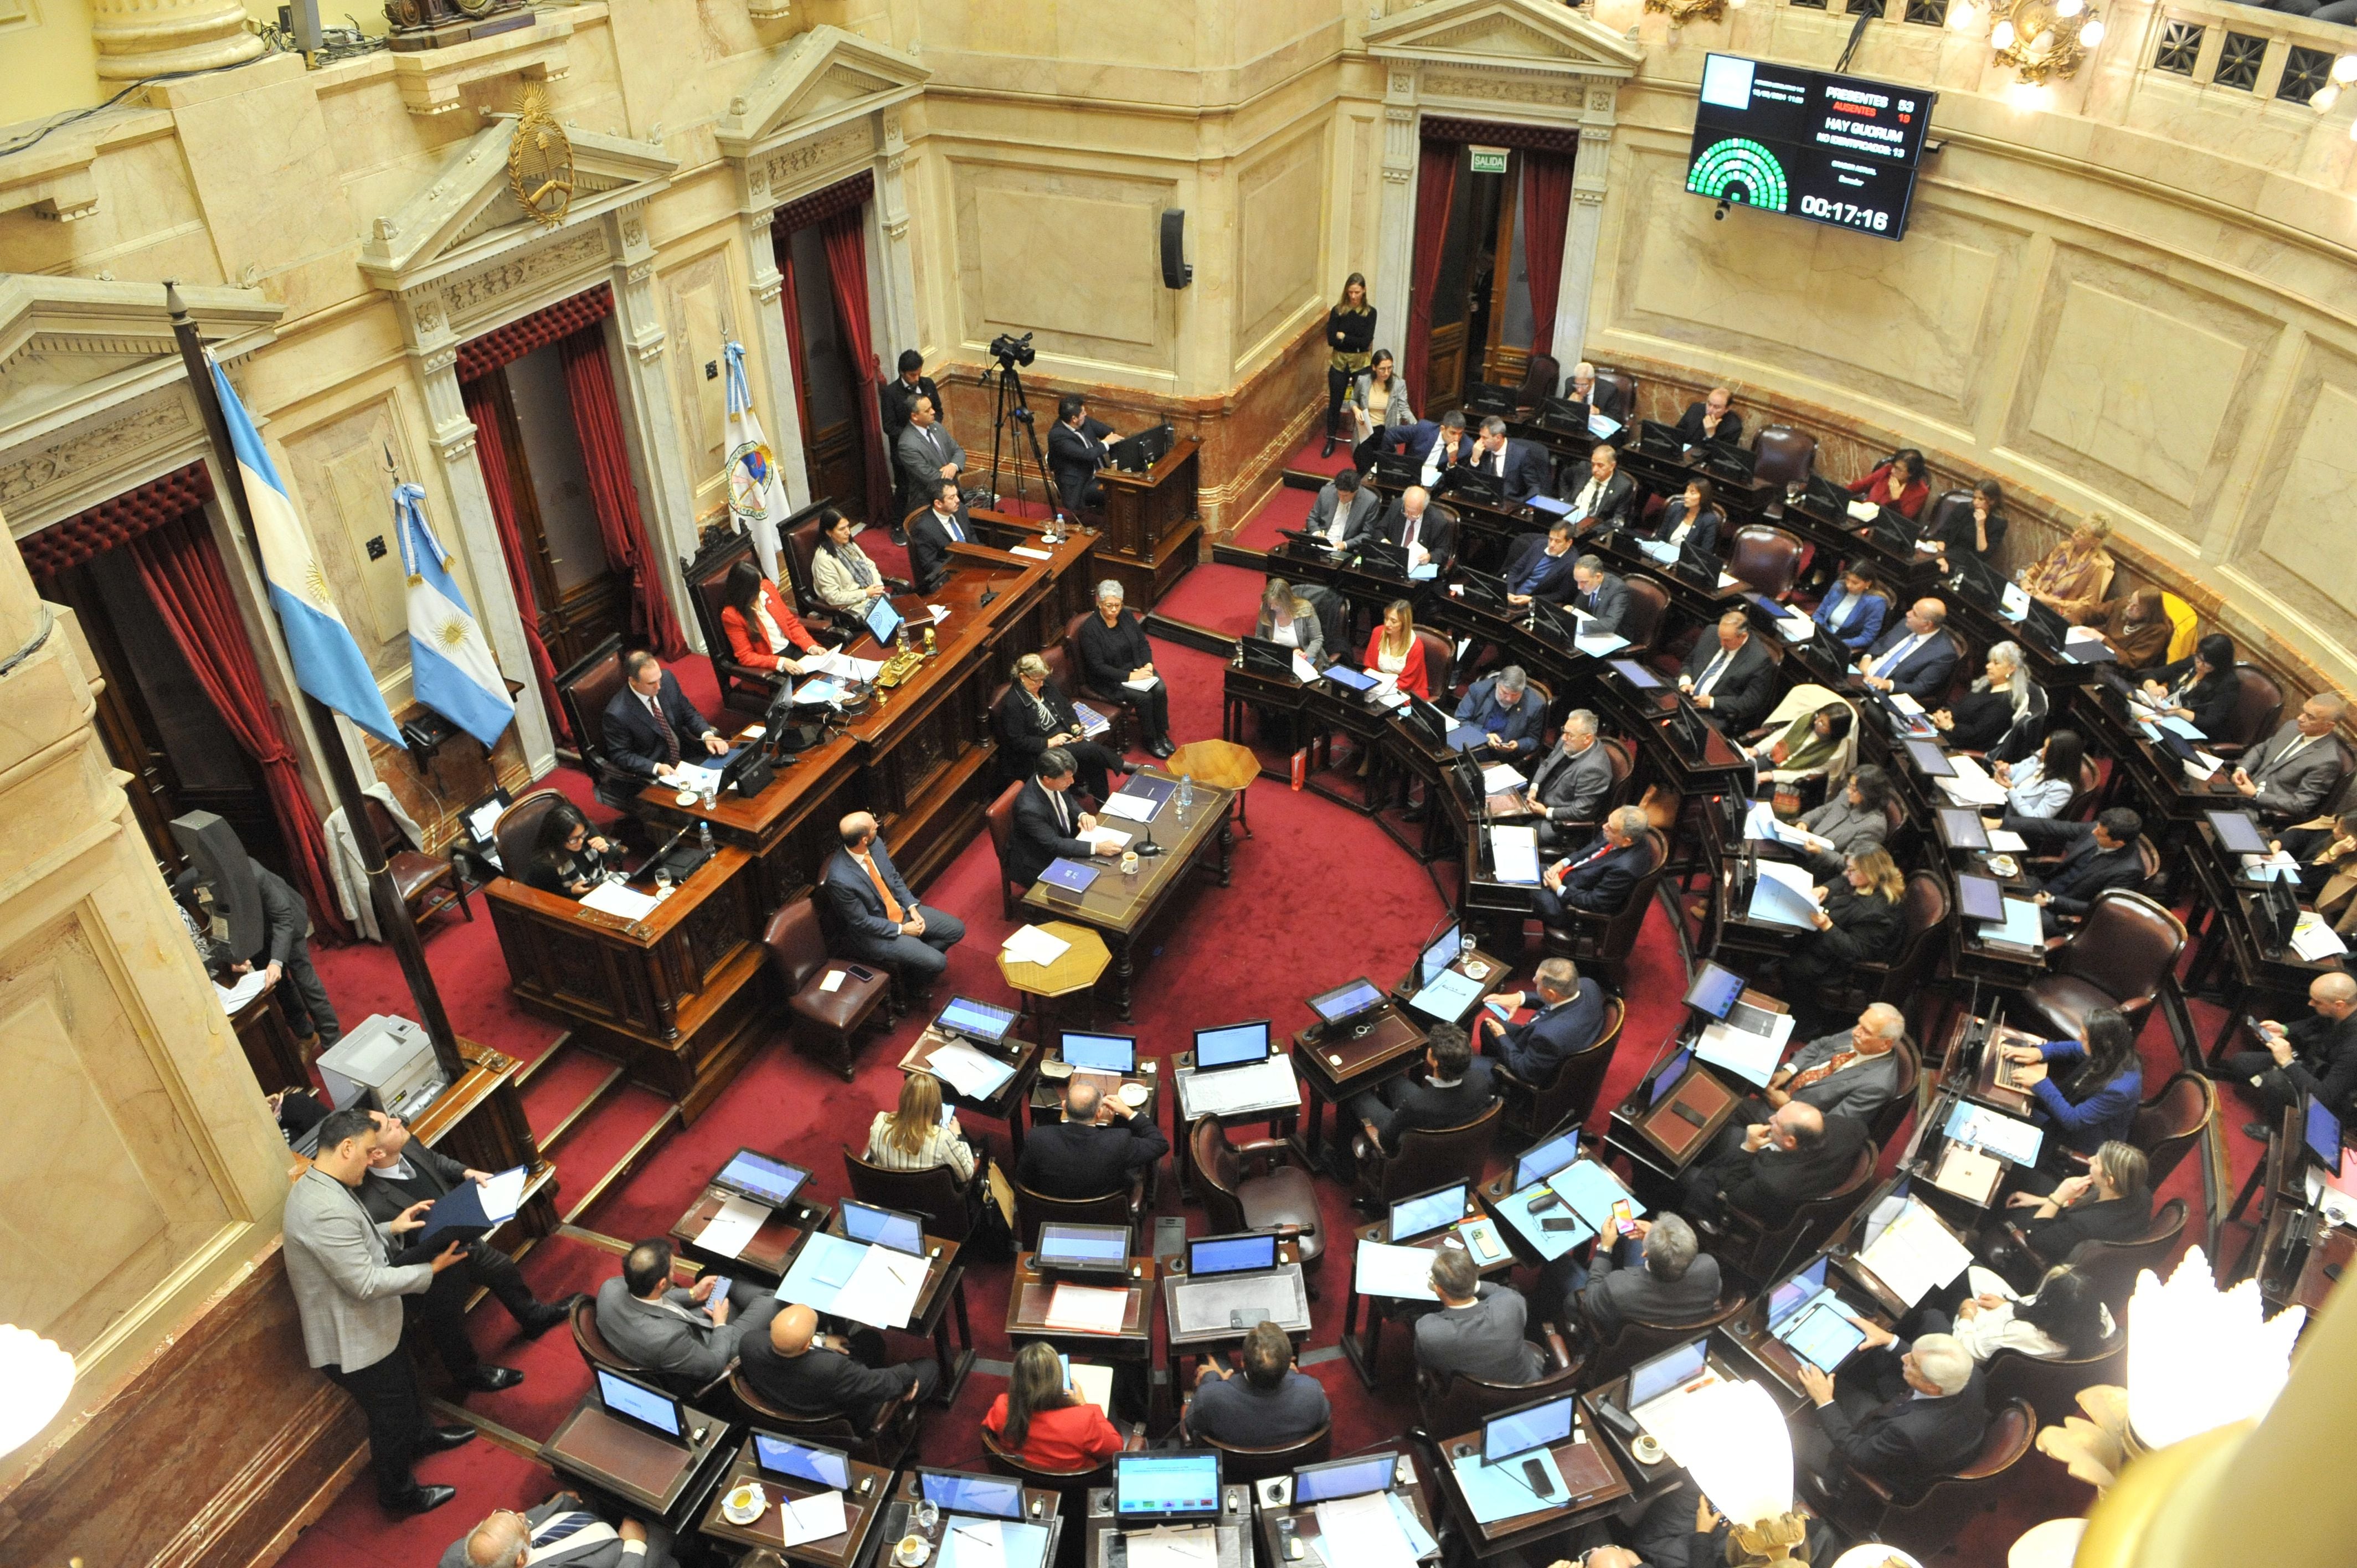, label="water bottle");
[1176,773,1193,819]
